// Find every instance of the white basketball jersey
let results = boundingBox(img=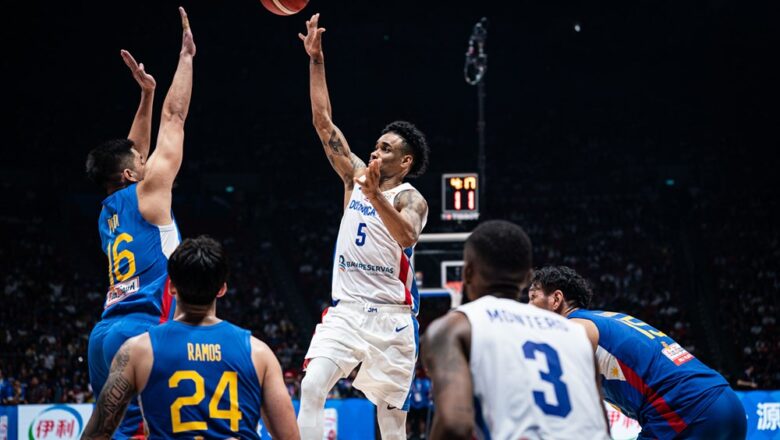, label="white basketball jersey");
[332,182,426,313]
[457,296,610,440]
